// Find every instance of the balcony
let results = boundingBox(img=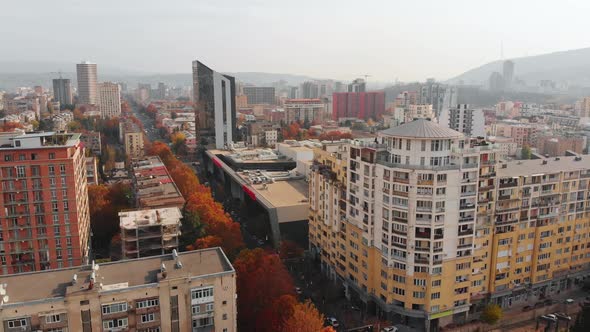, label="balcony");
[499,182,518,189]
[460,203,476,210]
[462,163,479,169]
[415,246,431,252]
[458,229,474,236]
